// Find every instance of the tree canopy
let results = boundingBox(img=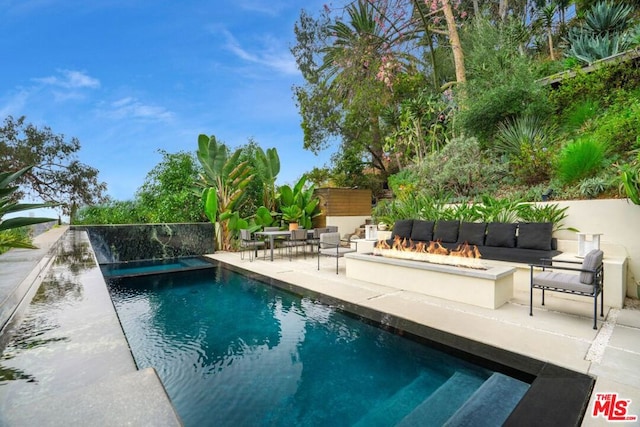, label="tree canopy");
[0,116,107,217]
